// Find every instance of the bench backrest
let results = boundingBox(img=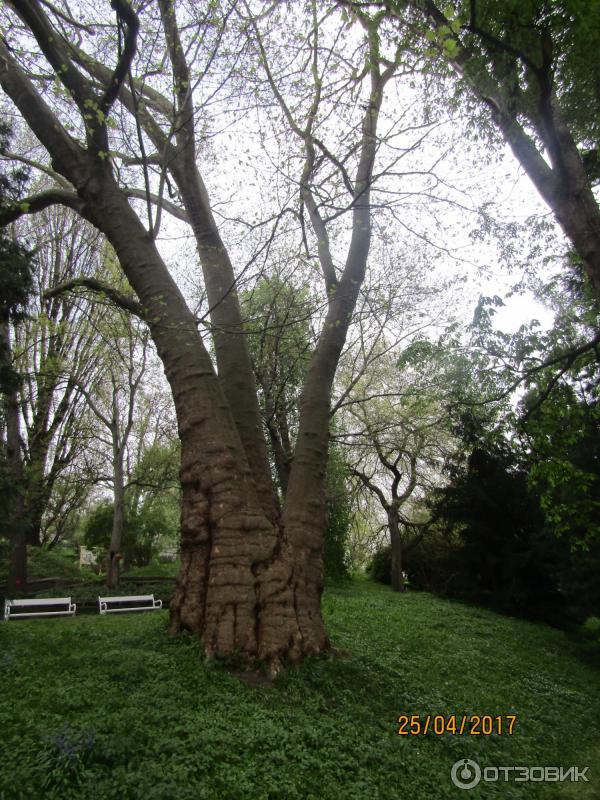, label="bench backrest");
[98,595,155,603]
[7,598,72,607]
